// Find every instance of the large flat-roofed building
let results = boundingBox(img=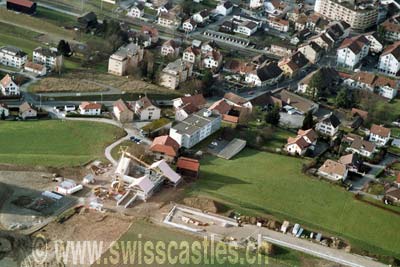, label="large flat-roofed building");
[0,46,27,68]
[169,109,221,148]
[33,47,63,70]
[314,0,379,30]
[108,43,144,76]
